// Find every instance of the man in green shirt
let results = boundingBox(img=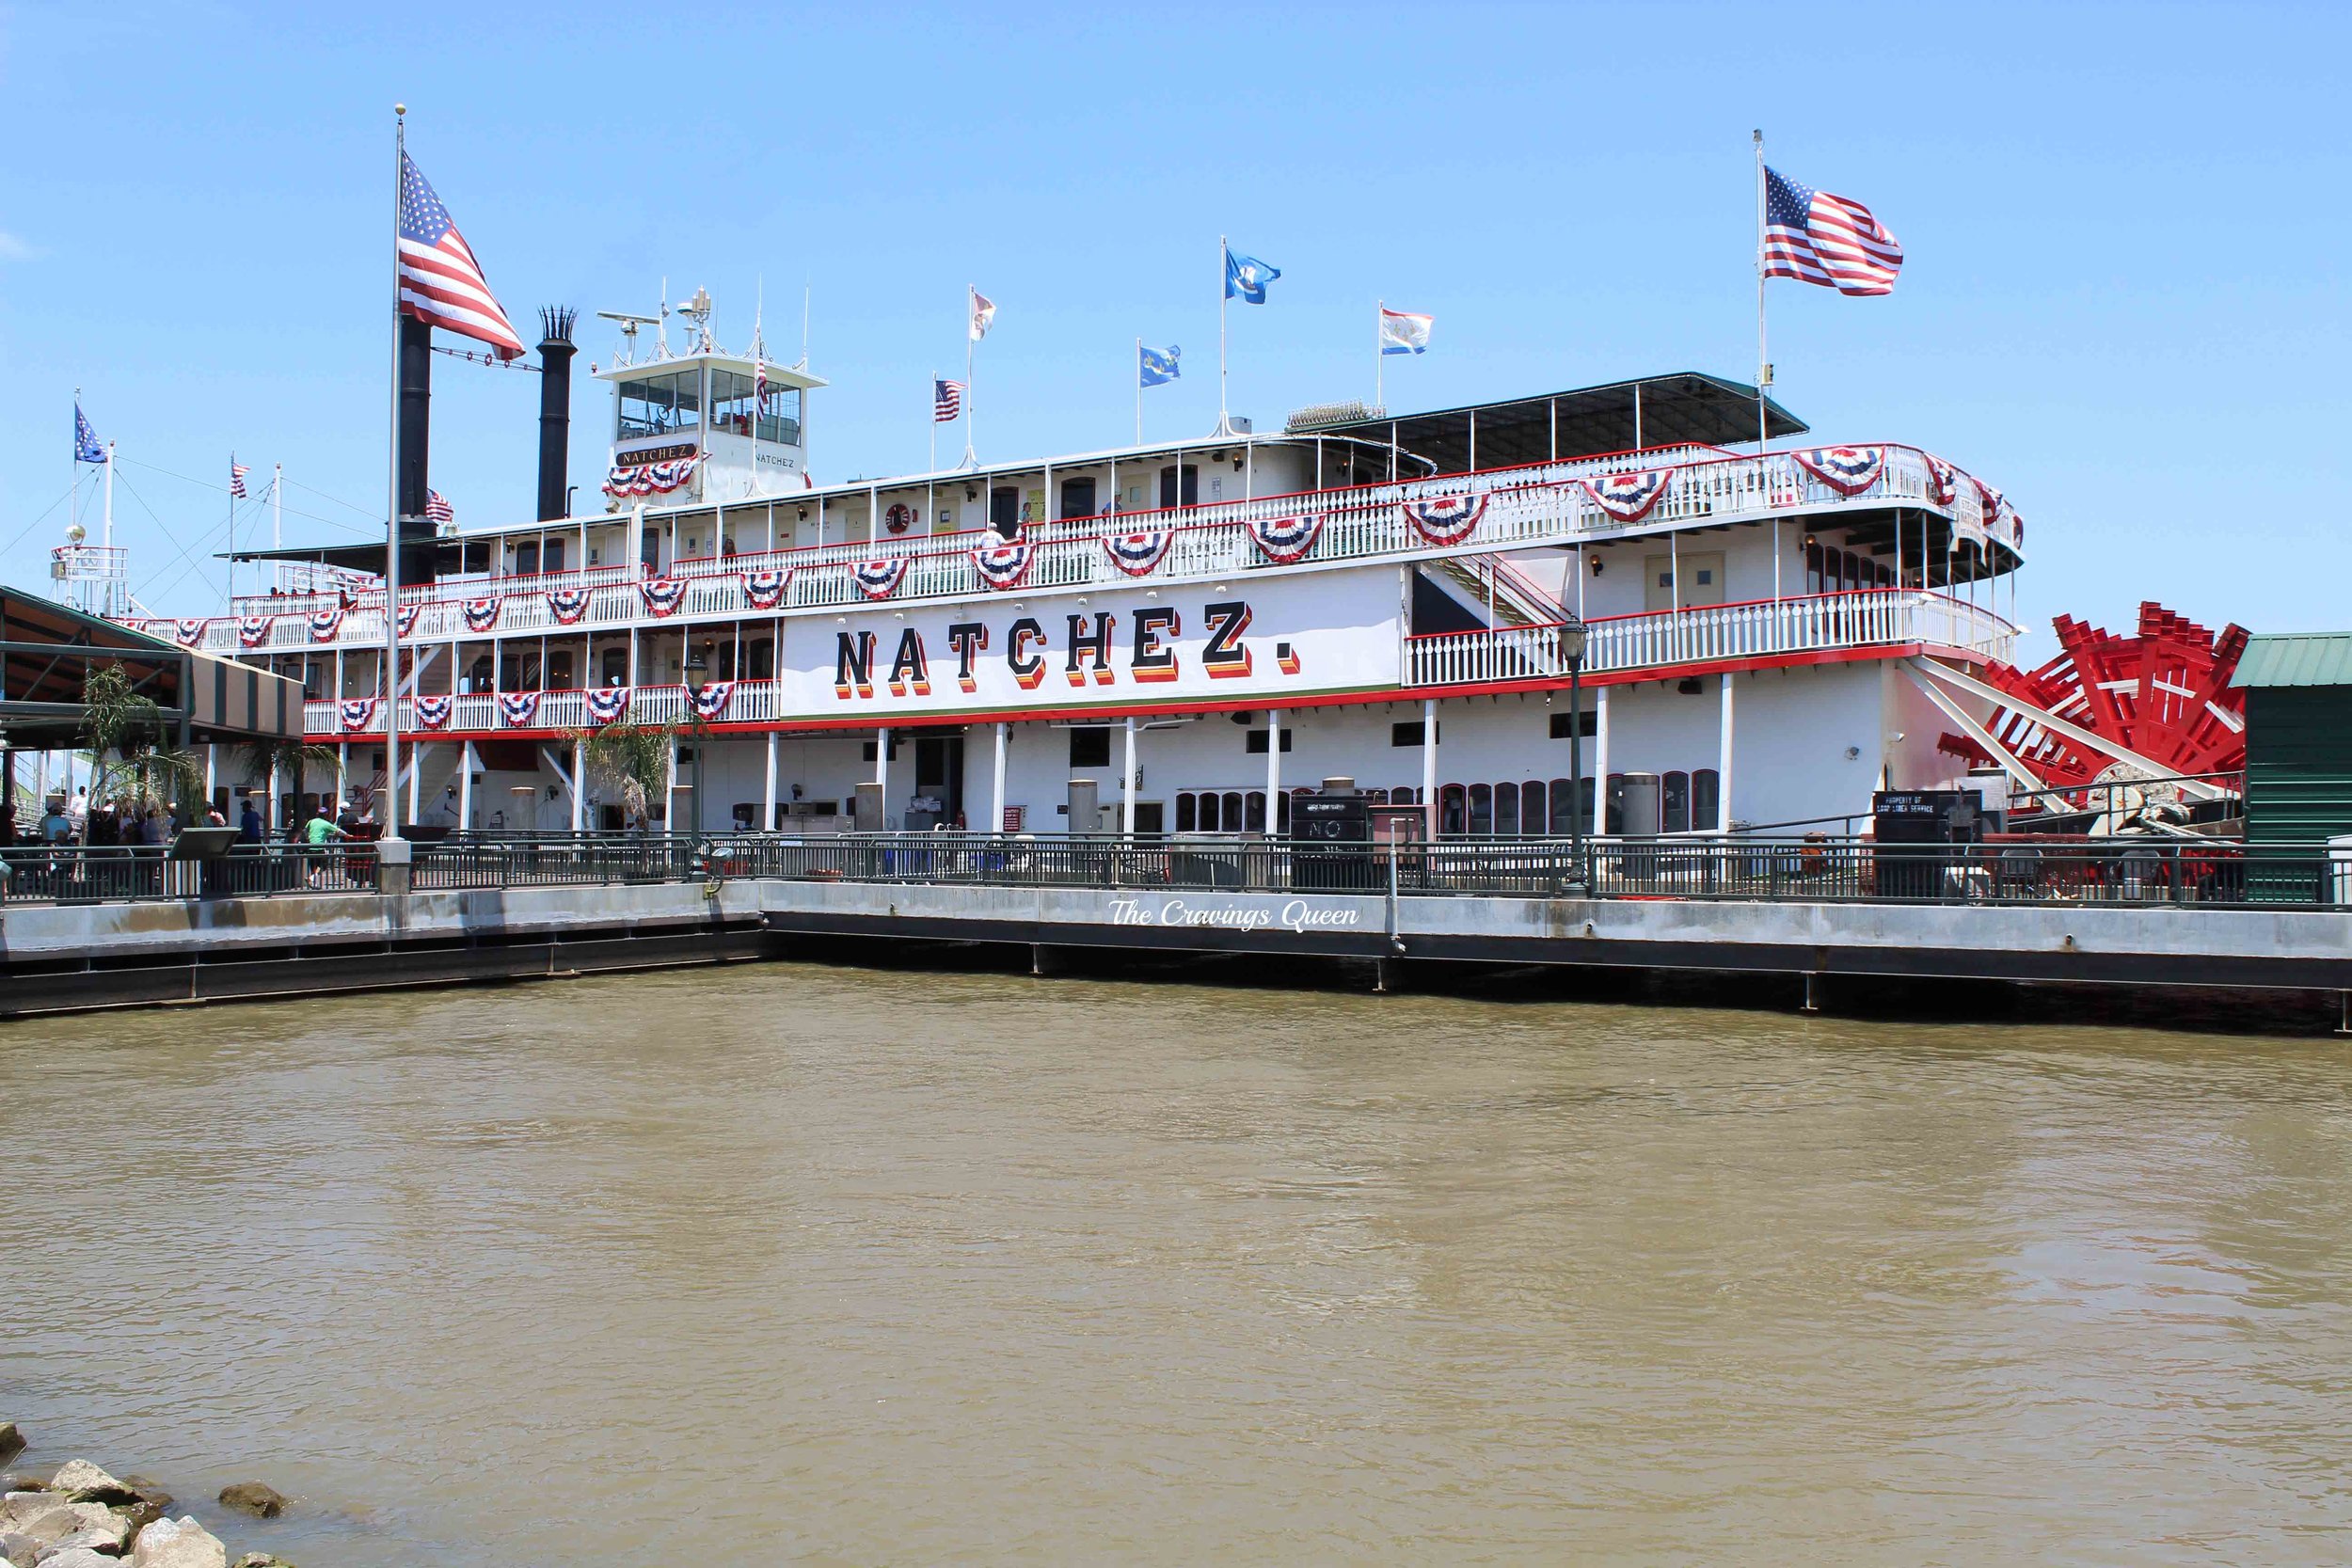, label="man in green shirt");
[303,801,349,888]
